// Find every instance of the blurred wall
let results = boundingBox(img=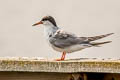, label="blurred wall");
[0,0,119,59]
